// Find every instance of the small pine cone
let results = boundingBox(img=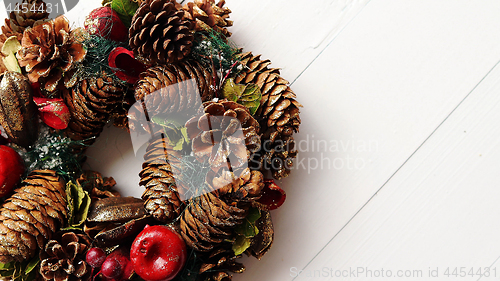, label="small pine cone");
[206,167,264,204]
[0,170,67,263]
[140,134,184,222]
[179,191,246,252]
[39,231,91,281]
[16,15,86,92]
[254,127,298,180]
[185,101,260,170]
[199,246,245,281]
[77,170,121,200]
[63,76,125,150]
[129,0,195,64]
[0,0,49,49]
[183,0,232,37]
[235,51,302,179]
